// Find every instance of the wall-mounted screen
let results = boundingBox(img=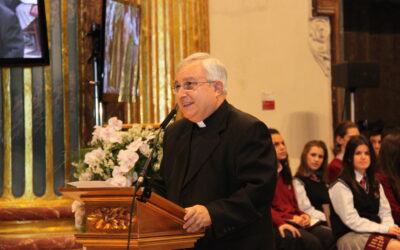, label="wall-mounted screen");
[102,0,141,102]
[0,0,50,67]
